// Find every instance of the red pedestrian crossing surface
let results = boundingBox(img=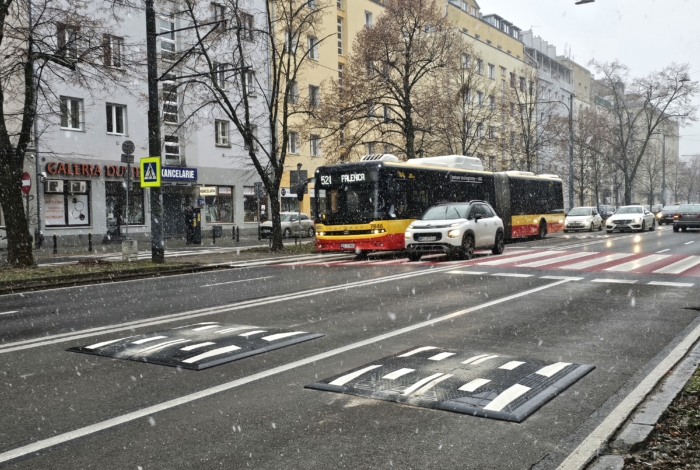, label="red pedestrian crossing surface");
[272,250,700,277]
